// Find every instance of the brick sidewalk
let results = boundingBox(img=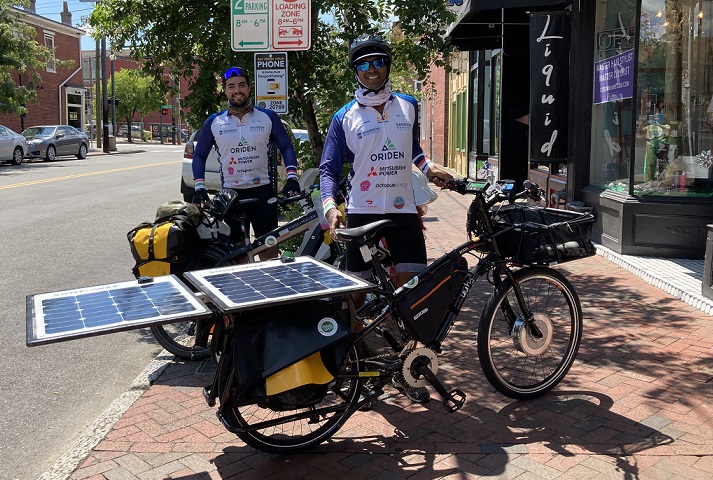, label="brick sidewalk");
[67,189,713,480]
